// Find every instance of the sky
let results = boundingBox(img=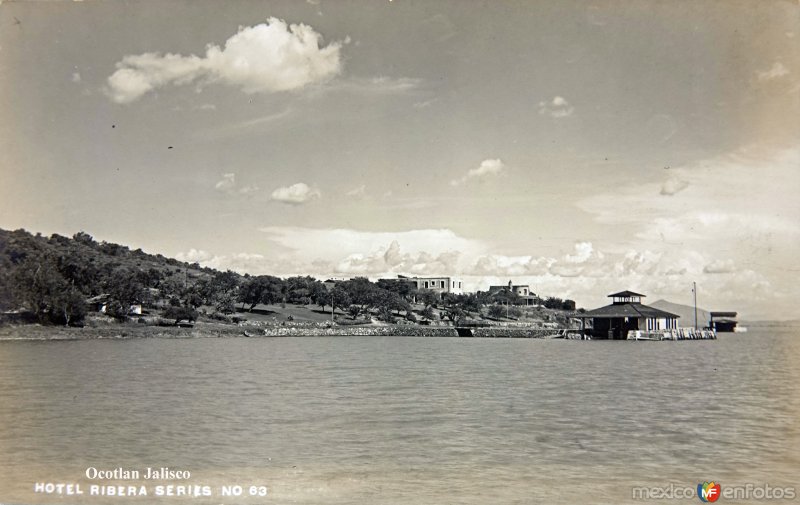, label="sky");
[1,0,798,319]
